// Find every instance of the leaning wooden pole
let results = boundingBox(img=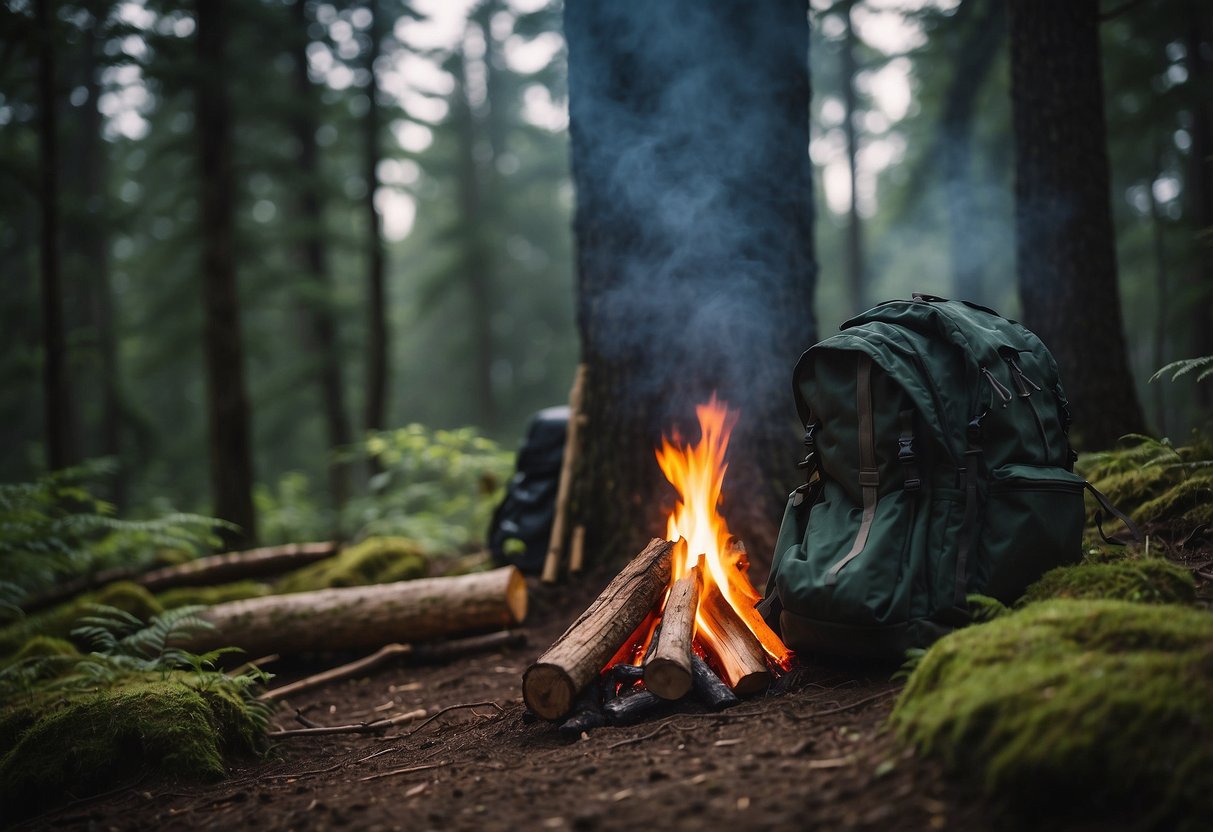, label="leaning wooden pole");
[541,363,587,583]
[644,558,701,700]
[178,566,526,657]
[698,584,772,696]
[524,538,673,720]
